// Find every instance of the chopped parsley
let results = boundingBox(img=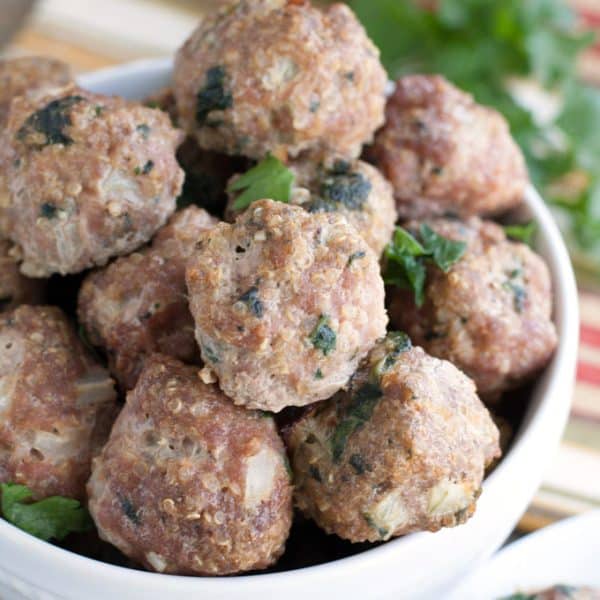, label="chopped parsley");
[504,222,537,246]
[202,343,220,364]
[17,95,85,149]
[347,251,367,267]
[1,483,93,541]
[503,281,527,313]
[330,382,383,462]
[229,154,295,211]
[39,202,57,219]
[136,123,151,138]
[309,315,337,356]
[134,160,154,176]
[371,332,412,380]
[384,224,466,306]
[314,368,324,380]
[319,162,372,211]
[196,66,233,126]
[118,494,140,526]
[238,287,264,318]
